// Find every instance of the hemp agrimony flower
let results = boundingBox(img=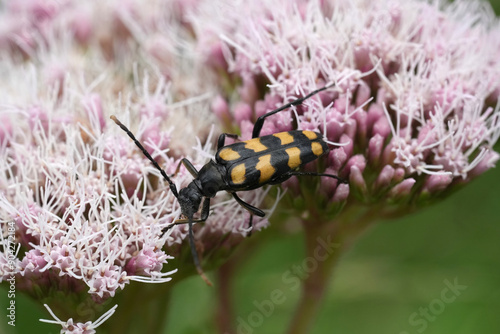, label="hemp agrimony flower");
[0,0,268,331]
[189,0,500,331]
[193,0,500,207]
[1,0,499,333]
